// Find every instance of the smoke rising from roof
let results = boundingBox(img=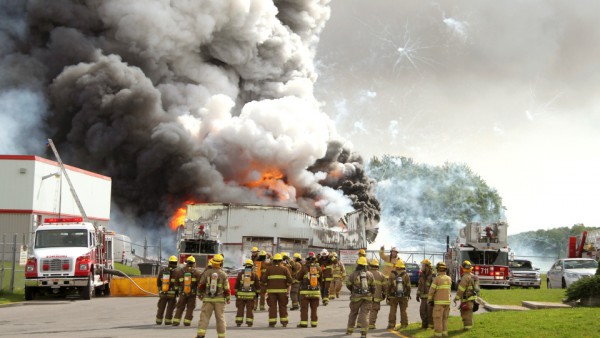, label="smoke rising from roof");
[0,0,380,230]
